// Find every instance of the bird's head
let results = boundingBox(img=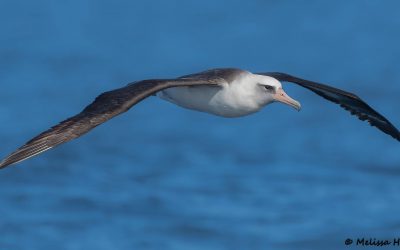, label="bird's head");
[256,75,301,111]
